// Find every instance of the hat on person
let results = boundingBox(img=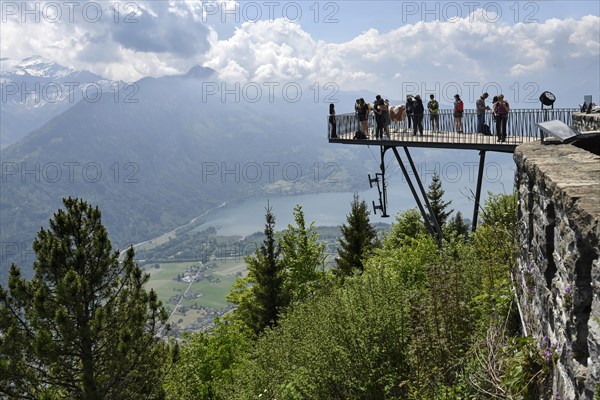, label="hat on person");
[454,94,460,99]
[415,94,421,100]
